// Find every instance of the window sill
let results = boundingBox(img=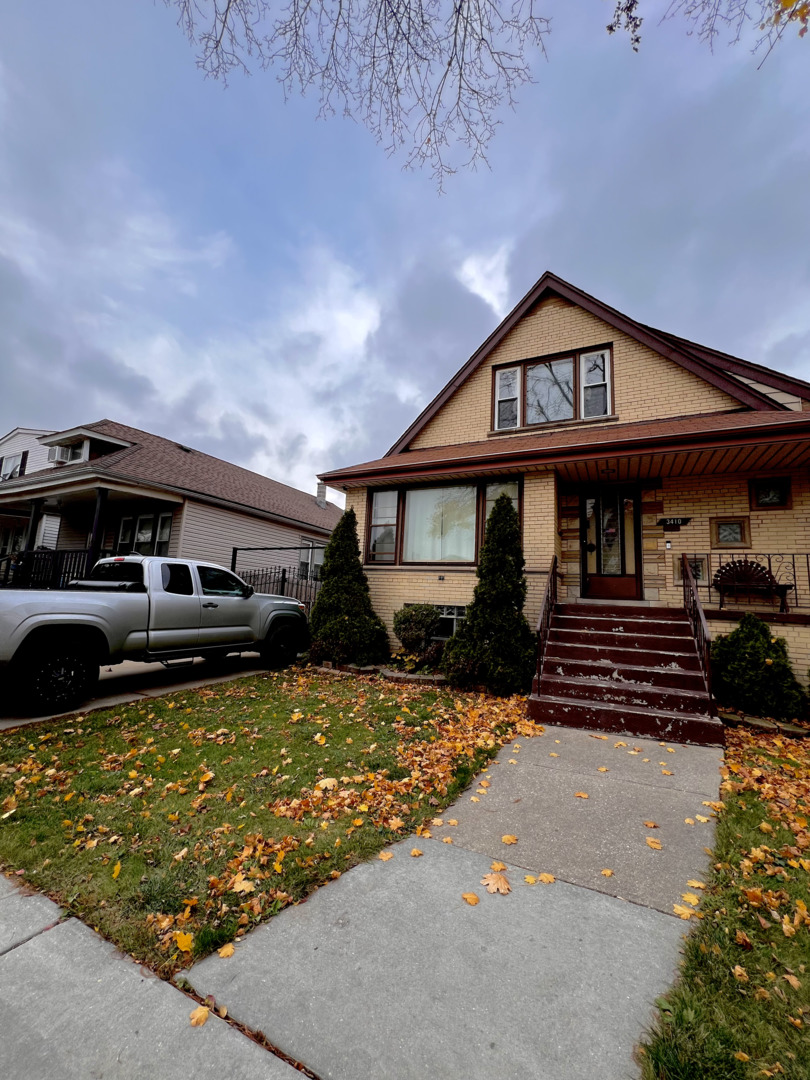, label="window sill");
[487,415,619,438]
